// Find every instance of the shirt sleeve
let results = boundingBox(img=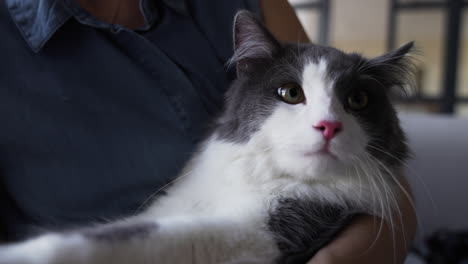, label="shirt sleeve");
[186,0,262,64]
